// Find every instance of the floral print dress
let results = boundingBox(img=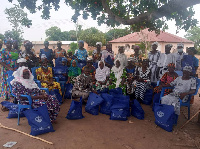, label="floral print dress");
[0,48,18,98]
[11,81,60,121]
